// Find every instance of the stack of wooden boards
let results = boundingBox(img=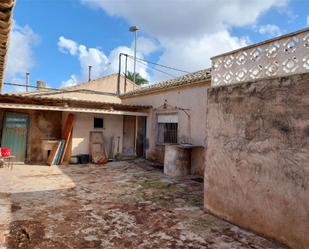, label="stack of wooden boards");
[90,131,108,164]
[47,114,74,166]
